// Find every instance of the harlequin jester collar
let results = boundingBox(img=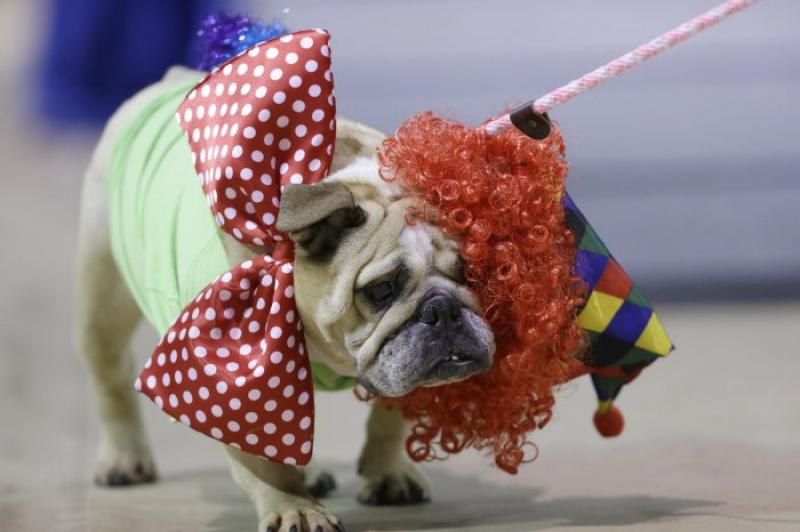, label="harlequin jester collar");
[136,29,335,465]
